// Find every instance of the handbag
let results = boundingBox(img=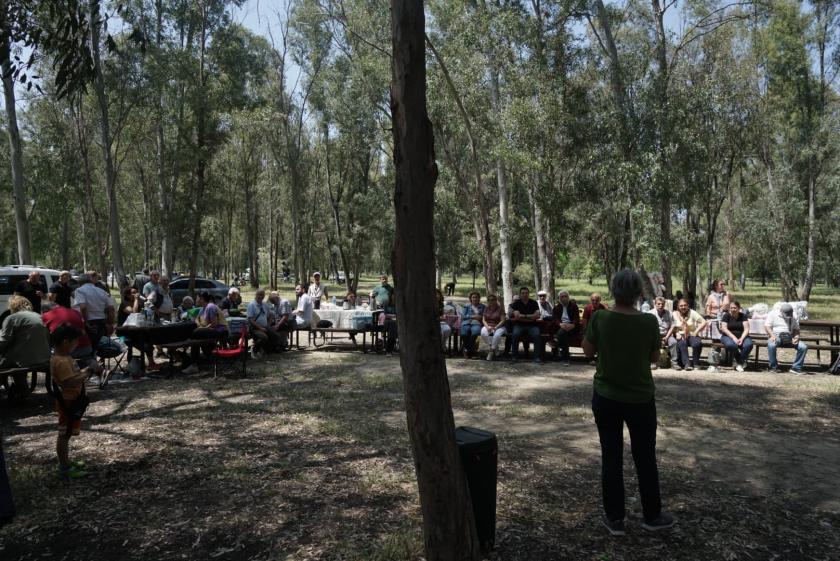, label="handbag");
[777,332,793,347]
